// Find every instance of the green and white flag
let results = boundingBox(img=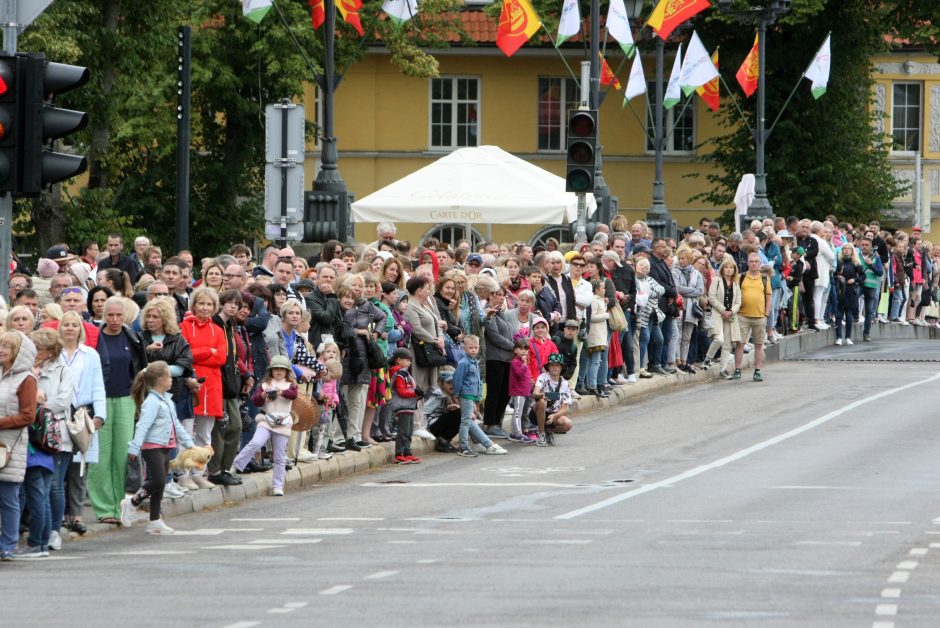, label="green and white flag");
[804,34,831,99]
[623,51,646,106]
[606,0,636,58]
[663,43,682,110]
[679,31,718,96]
[383,0,418,26]
[242,0,272,23]
[556,0,580,47]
